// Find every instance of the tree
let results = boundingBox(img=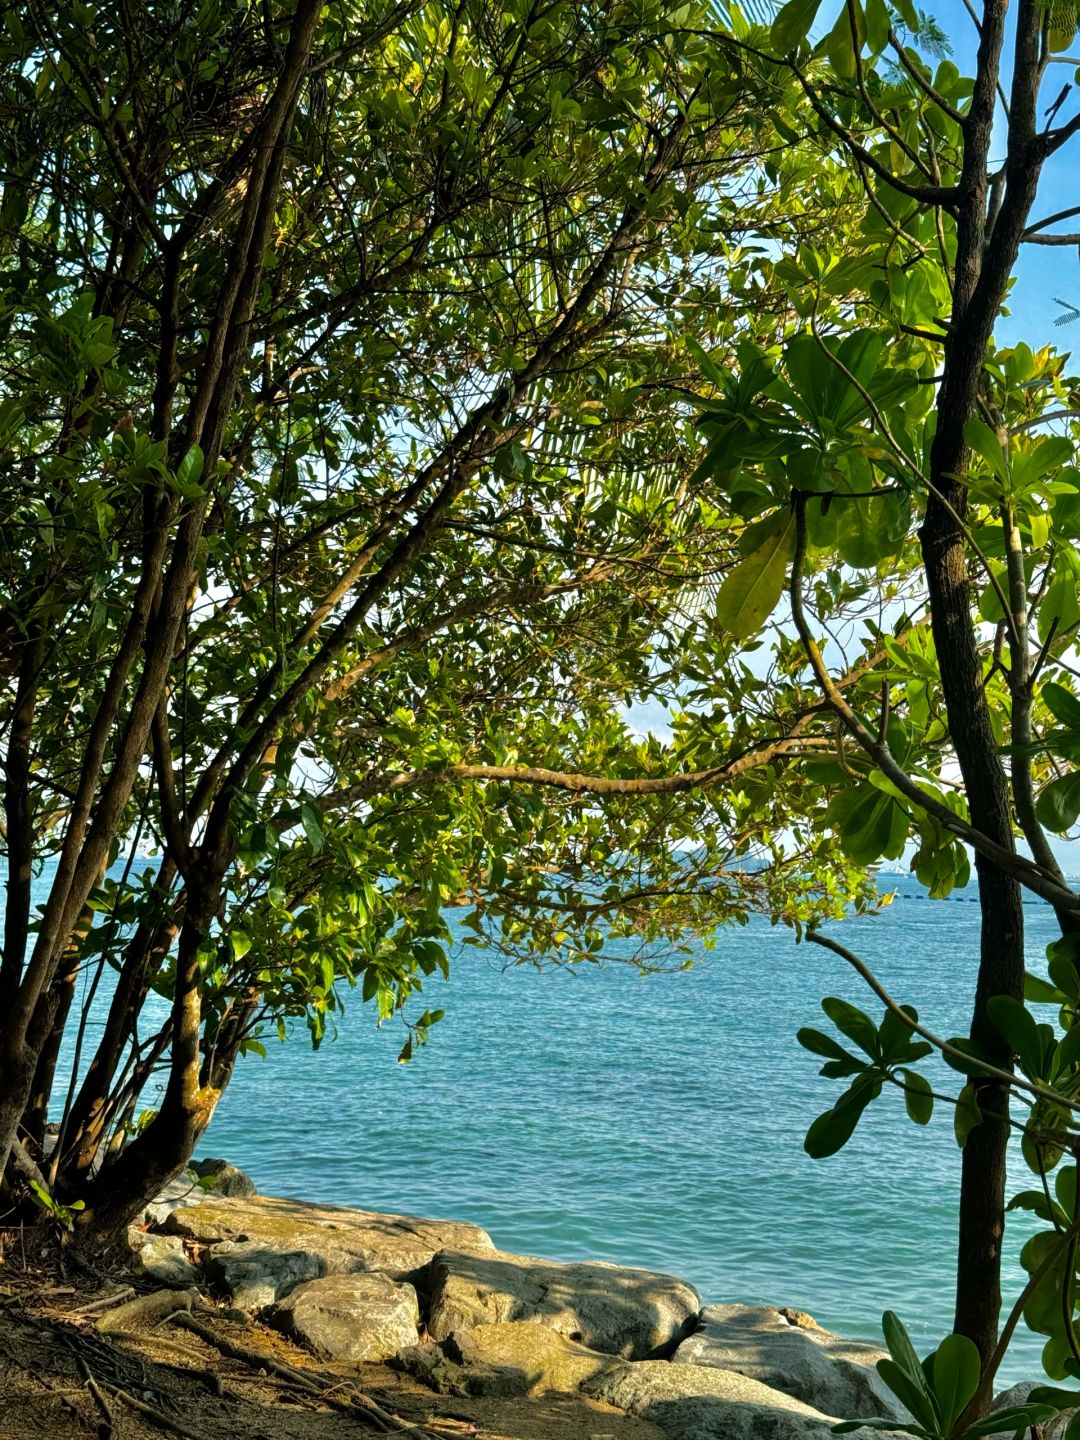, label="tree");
[0,0,866,1246]
[673,0,1080,1417]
